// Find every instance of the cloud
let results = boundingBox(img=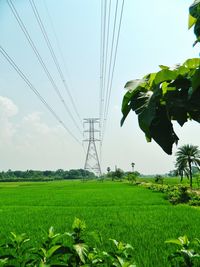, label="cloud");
[0,96,18,118]
[0,96,18,144]
[0,96,83,170]
[22,112,51,135]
